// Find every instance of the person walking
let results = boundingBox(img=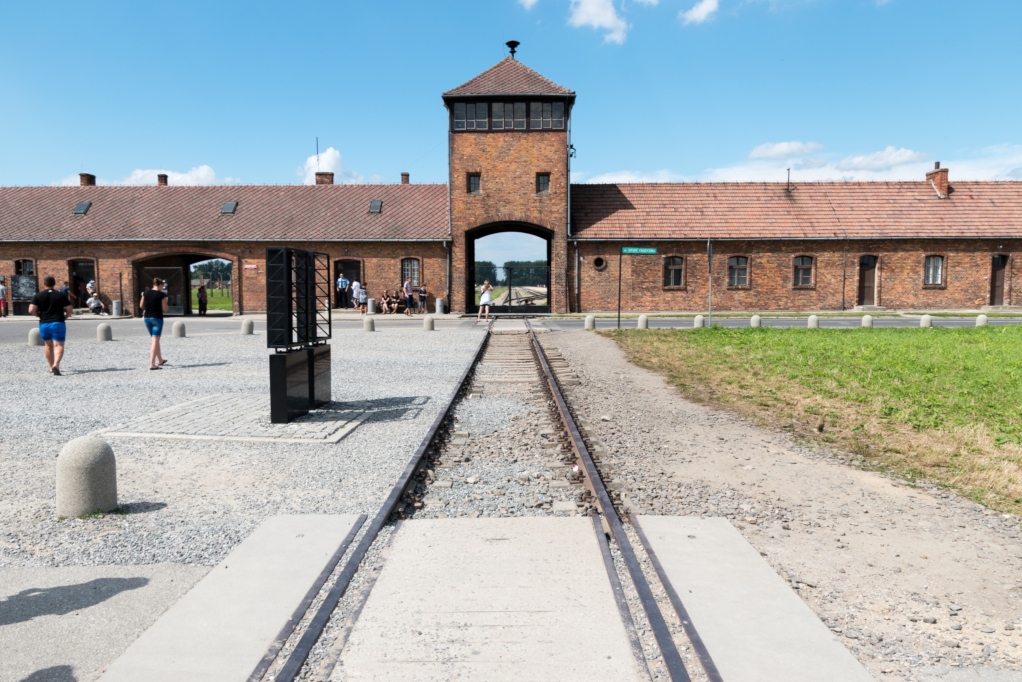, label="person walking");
[357,283,368,314]
[336,272,350,310]
[477,279,493,322]
[417,284,427,313]
[140,277,169,370]
[0,277,8,317]
[351,279,362,310]
[196,285,208,316]
[403,278,415,316]
[28,275,73,375]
